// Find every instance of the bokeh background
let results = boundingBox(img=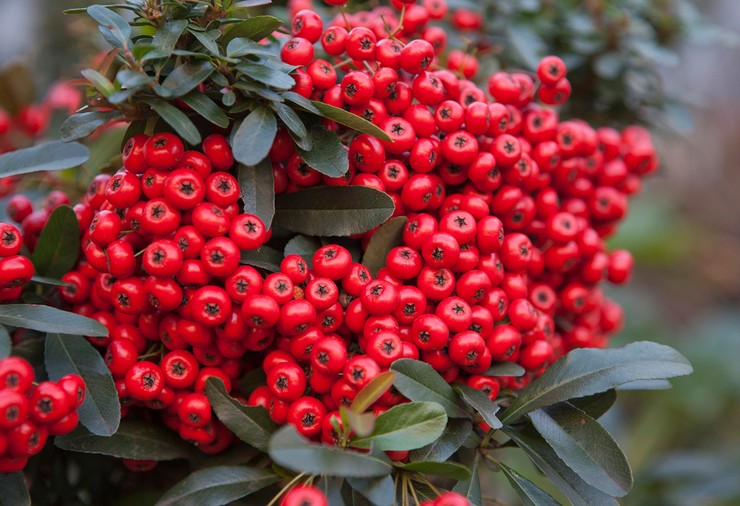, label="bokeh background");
[1,0,738,504]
